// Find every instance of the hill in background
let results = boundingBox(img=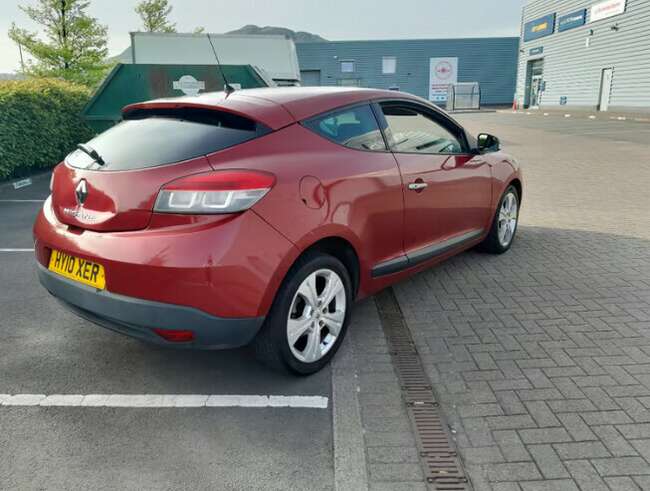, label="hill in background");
[226,25,327,43]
